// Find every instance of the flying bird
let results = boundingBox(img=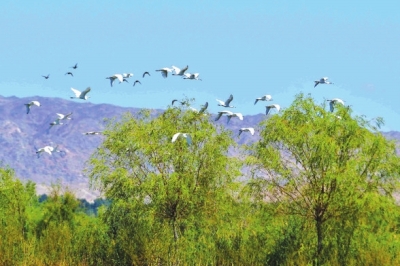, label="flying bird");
[254,95,272,105]
[36,145,62,158]
[171,133,192,145]
[83,131,102,135]
[70,87,91,100]
[172,99,188,106]
[25,101,41,114]
[198,102,208,114]
[314,77,333,88]
[106,74,124,87]
[56,112,73,120]
[42,74,50,79]
[215,110,238,121]
[239,127,255,136]
[226,112,243,124]
[188,102,209,115]
[133,80,141,86]
[143,72,150,78]
[71,63,78,69]
[65,72,74,77]
[172,65,189,76]
[216,94,235,108]
[156,67,174,78]
[183,73,202,81]
[265,104,281,115]
[327,98,345,112]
